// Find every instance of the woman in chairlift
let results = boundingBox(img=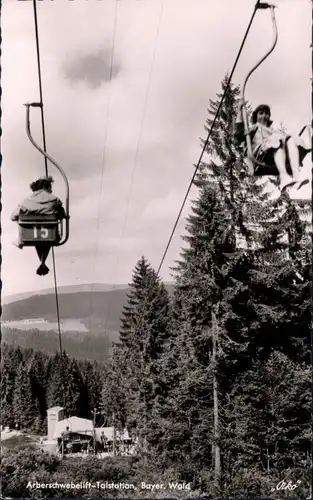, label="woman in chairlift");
[235,101,311,192]
[11,176,66,276]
